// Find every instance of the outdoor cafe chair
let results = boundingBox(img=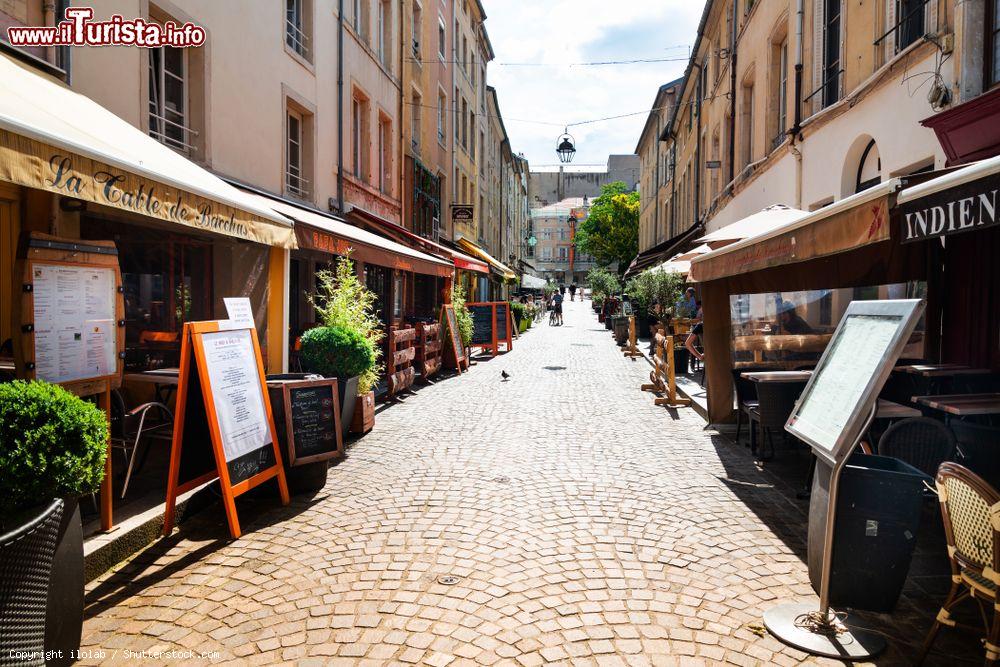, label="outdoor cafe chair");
[918,462,1000,665]
[877,417,956,480]
[747,381,802,461]
[0,498,63,667]
[109,389,174,499]
[731,367,770,445]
